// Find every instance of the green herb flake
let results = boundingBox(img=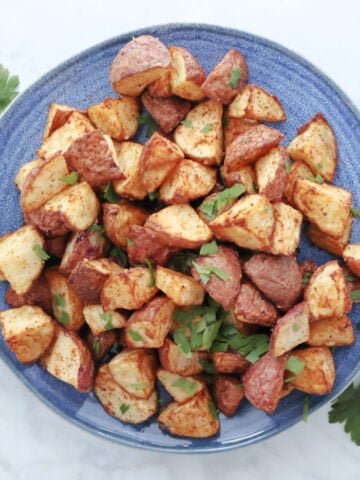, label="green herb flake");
[222,116,229,128]
[127,329,142,342]
[173,328,192,358]
[59,310,70,326]
[100,312,113,330]
[192,262,229,285]
[0,65,19,114]
[307,174,324,184]
[137,113,159,138]
[126,237,135,247]
[302,272,311,288]
[89,224,105,234]
[172,377,198,396]
[286,355,306,376]
[345,274,356,282]
[60,171,78,185]
[350,289,360,301]
[350,205,360,218]
[228,66,242,88]
[285,161,291,174]
[104,182,120,203]
[143,257,155,287]
[200,183,246,220]
[302,394,311,422]
[328,383,360,445]
[109,246,128,267]
[120,404,130,414]
[292,323,299,332]
[201,124,213,134]
[131,383,144,389]
[147,190,159,201]
[200,358,217,374]
[54,295,66,308]
[180,119,193,128]
[209,400,219,420]
[317,162,323,170]
[92,339,100,355]
[199,240,219,256]
[32,244,50,261]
